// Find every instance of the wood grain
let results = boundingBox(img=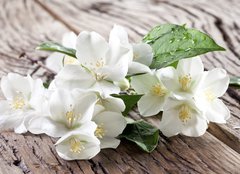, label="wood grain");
[0,0,239,173]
